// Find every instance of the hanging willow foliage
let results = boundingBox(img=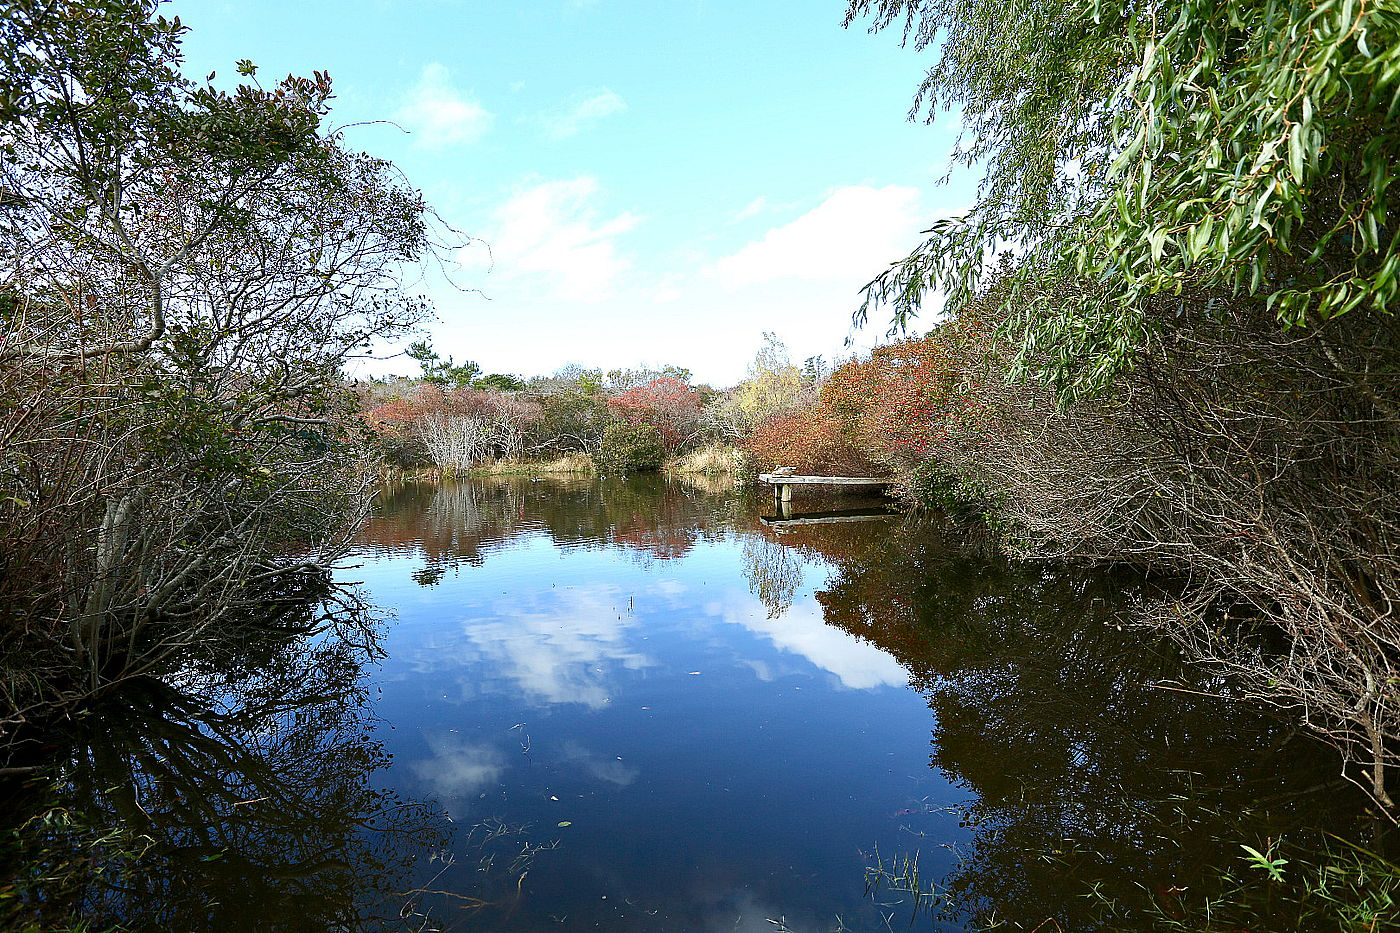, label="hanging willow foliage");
[848,0,1400,396]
